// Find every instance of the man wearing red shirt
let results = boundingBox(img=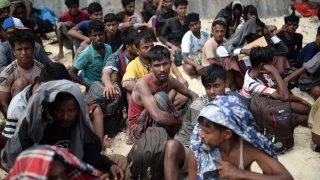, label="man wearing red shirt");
[54,0,89,60]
